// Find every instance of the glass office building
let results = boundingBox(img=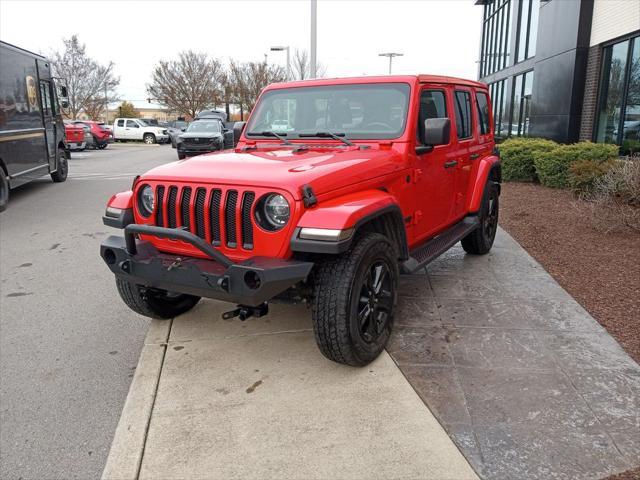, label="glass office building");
[476,0,640,149]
